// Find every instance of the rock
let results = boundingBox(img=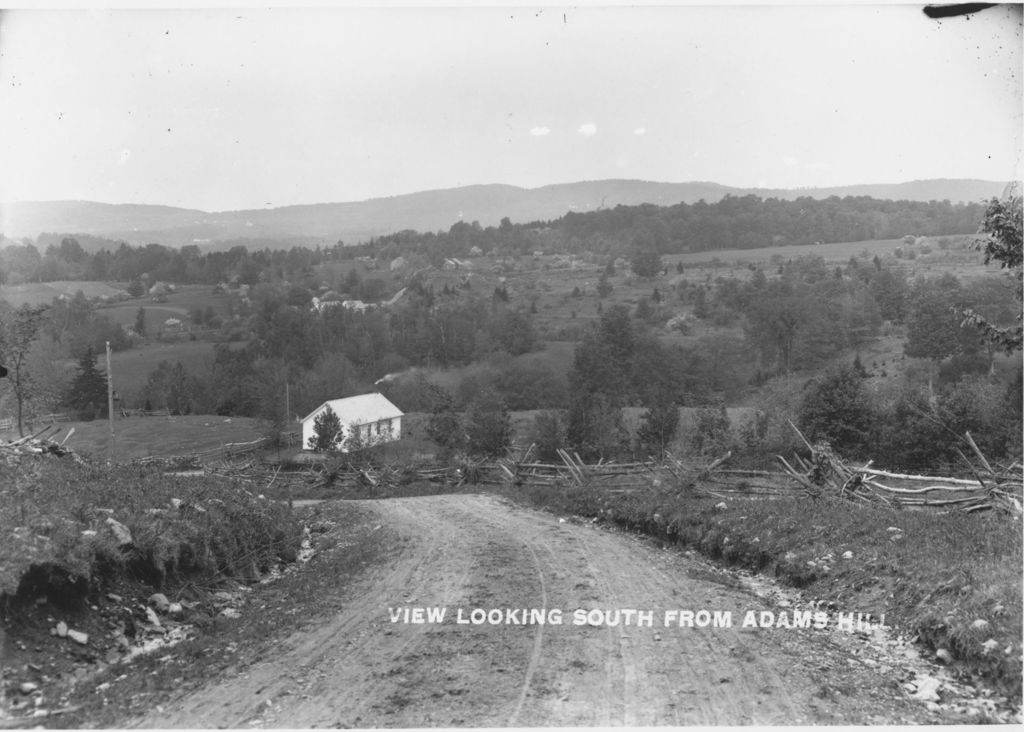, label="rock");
[148,593,170,613]
[912,676,942,702]
[145,607,161,627]
[106,593,122,602]
[889,534,903,543]
[81,529,98,537]
[972,618,990,631]
[170,498,182,509]
[19,682,38,694]
[219,607,241,619]
[56,621,68,638]
[935,648,953,664]
[886,526,902,533]
[168,602,183,616]
[105,517,133,546]
[104,649,121,664]
[981,638,999,654]
[714,502,727,511]
[925,701,940,712]
[67,629,88,645]
[842,550,853,560]
[213,591,235,603]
